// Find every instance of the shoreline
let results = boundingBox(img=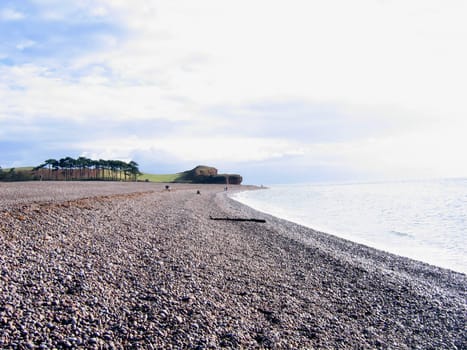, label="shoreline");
[224,188,466,284]
[1,182,466,348]
[230,184,467,275]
